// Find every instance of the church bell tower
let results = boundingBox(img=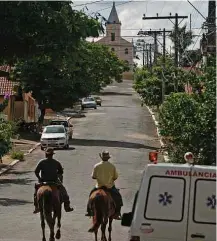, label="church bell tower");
[106,2,121,42]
